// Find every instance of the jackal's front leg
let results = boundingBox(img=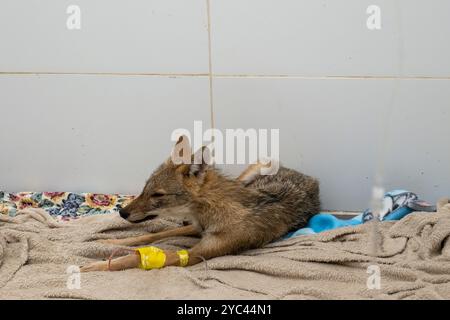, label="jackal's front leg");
[98,224,200,246]
[80,248,188,272]
[80,253,140,272]
[81,234,236,272]
[185,234,239,266]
